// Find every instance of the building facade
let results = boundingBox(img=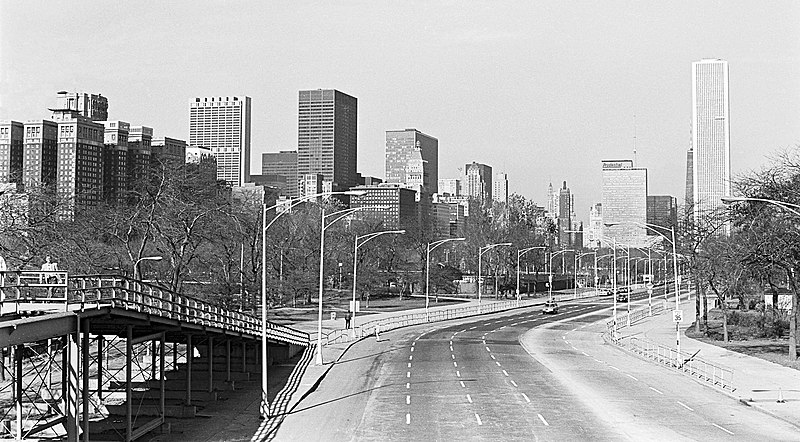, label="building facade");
[55,91,108,121]
[127,126,152,185]
[438,178,462,197]
[465,162,492,205]
[558,181,573,246]
[493,173,509,204]
[585,203,603,249]
[601,160,648,248]
[189,96,252,186]
[685,146,693,210]
[646,195,678,237]
[297,89,357,192]
[262,150,298,197]
[100,120,129,205]
[186,145,212,164]
[0,121,23,184]
[349,184,417,230]
[152,137,187,164]
[52,110,105,216]
[692,59,730,224]
[385,129,438,196]
[22,120,58,190]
